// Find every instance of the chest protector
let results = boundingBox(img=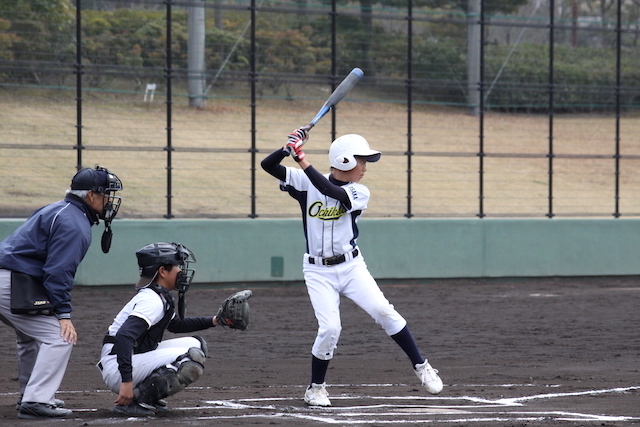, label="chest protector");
[134,284,175,354]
